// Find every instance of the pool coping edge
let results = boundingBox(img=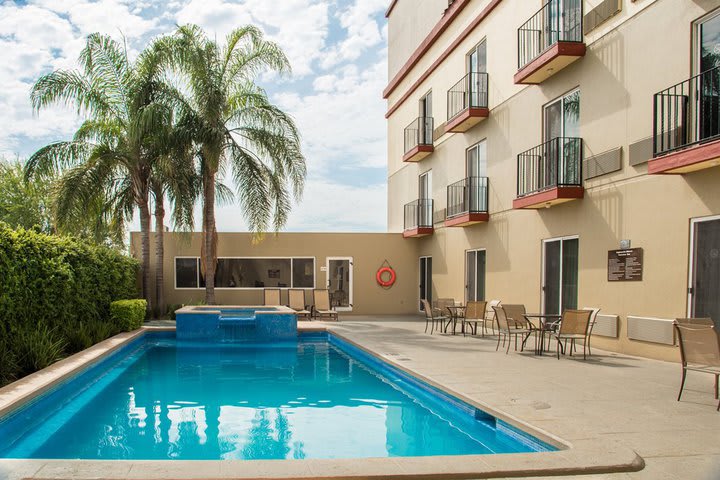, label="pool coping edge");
[0,325,646,479]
